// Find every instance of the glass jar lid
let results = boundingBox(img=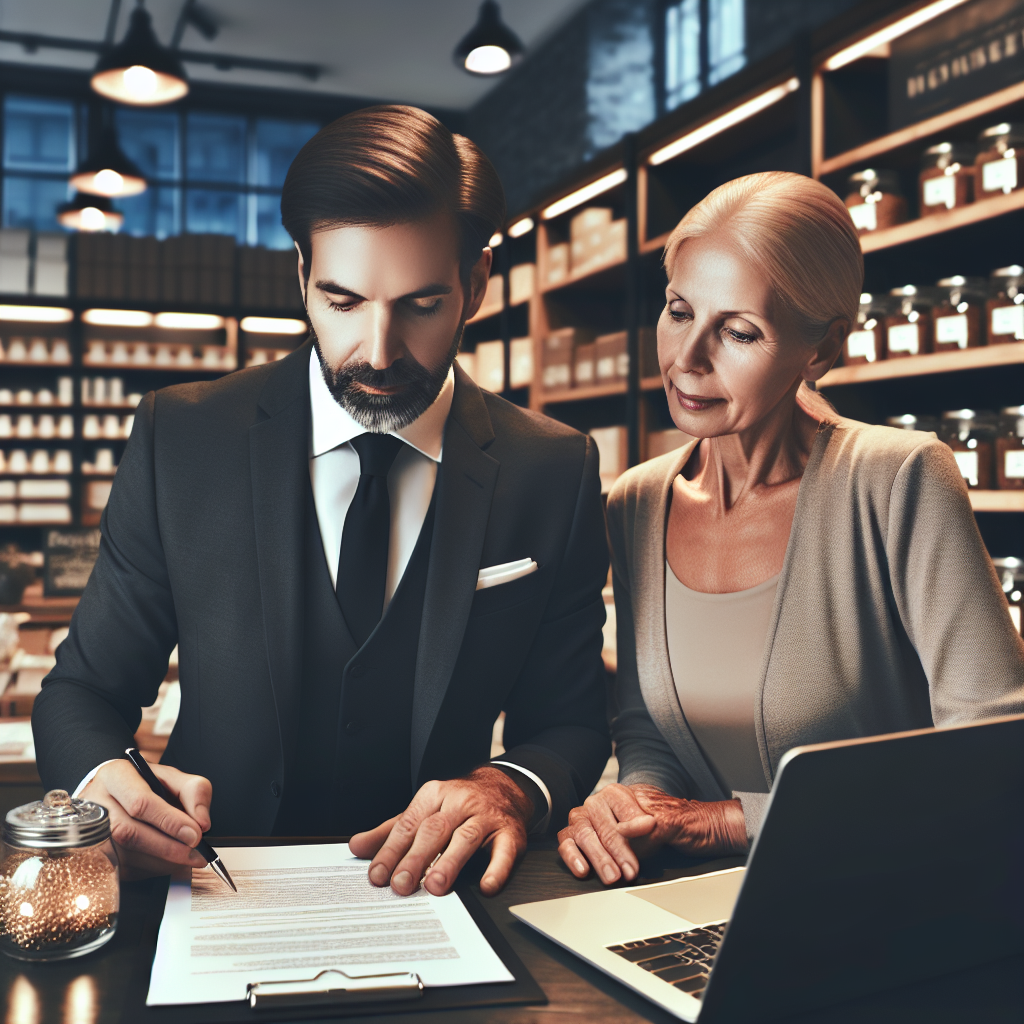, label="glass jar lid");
[890,284,937,310]
[847,168,902,197]
[3,790,111,849]
[1001,406,1024,436]
[991,265,1024,294]
[887,414,920,429]
[977,122,1024,150]
[921,142,975,170]
[991,556,1024,591]
[935,275,987,302]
